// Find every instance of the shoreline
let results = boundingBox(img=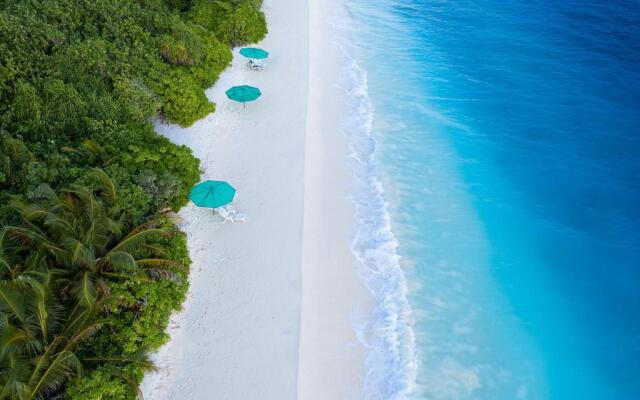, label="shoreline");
[141,0,368,398]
